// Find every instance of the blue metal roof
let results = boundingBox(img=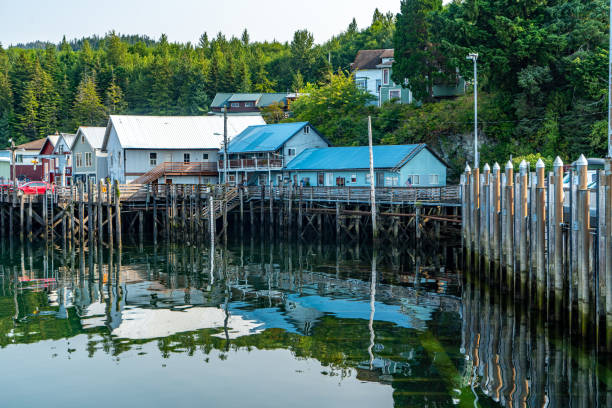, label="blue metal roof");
[227,122,309,153]
[285,144,425,170]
